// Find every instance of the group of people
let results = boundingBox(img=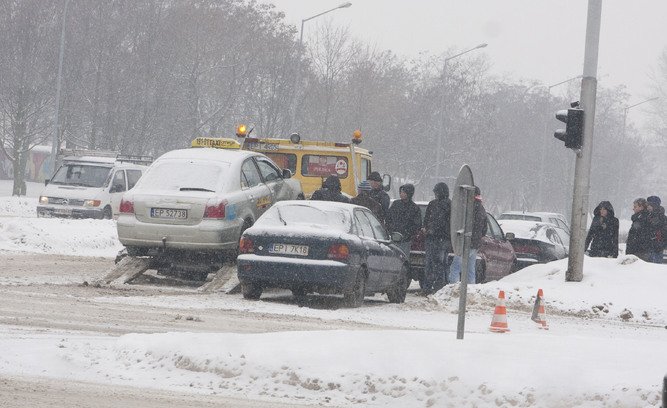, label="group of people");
[311,173,488,295]
[585,195,666,263]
